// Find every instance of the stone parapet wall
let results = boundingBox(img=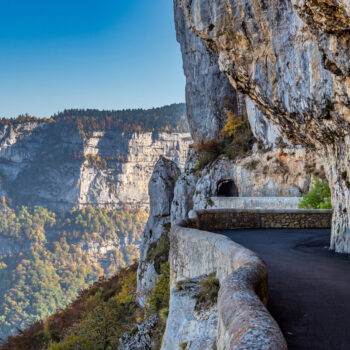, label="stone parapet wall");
[165,223,287,349]
[208,196,302,210]
[195,209,333,231]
